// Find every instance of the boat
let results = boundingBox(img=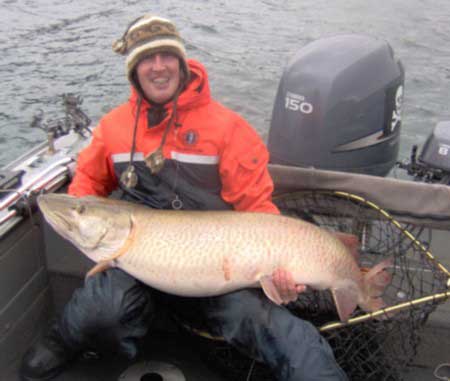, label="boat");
[1,34,449,381]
